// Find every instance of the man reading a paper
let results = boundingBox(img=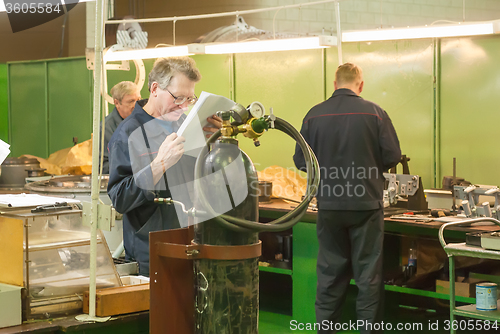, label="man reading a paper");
[107,57,221,276]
